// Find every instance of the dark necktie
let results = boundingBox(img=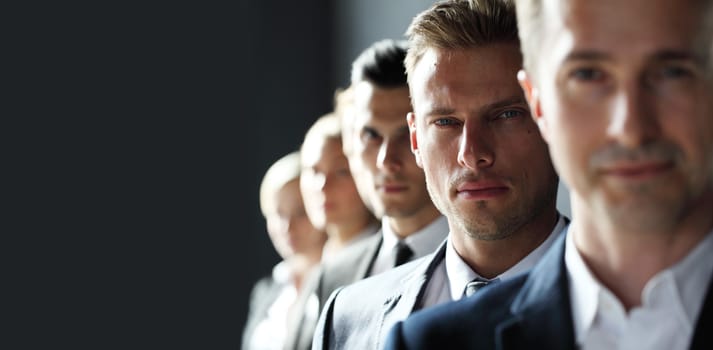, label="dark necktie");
[463,277,491,297]
[393,241,413,267]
